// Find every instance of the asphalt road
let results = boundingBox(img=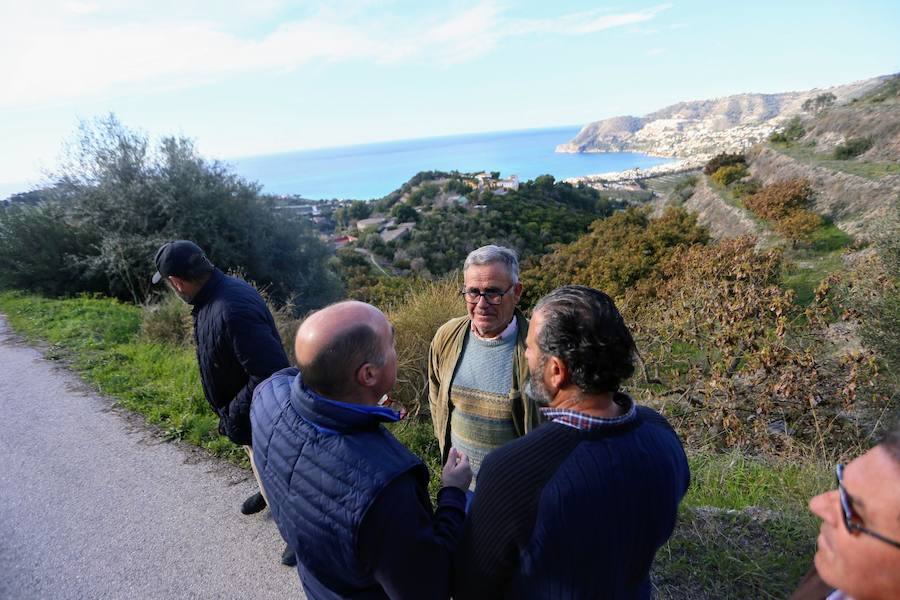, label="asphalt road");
[0,316,303,599]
